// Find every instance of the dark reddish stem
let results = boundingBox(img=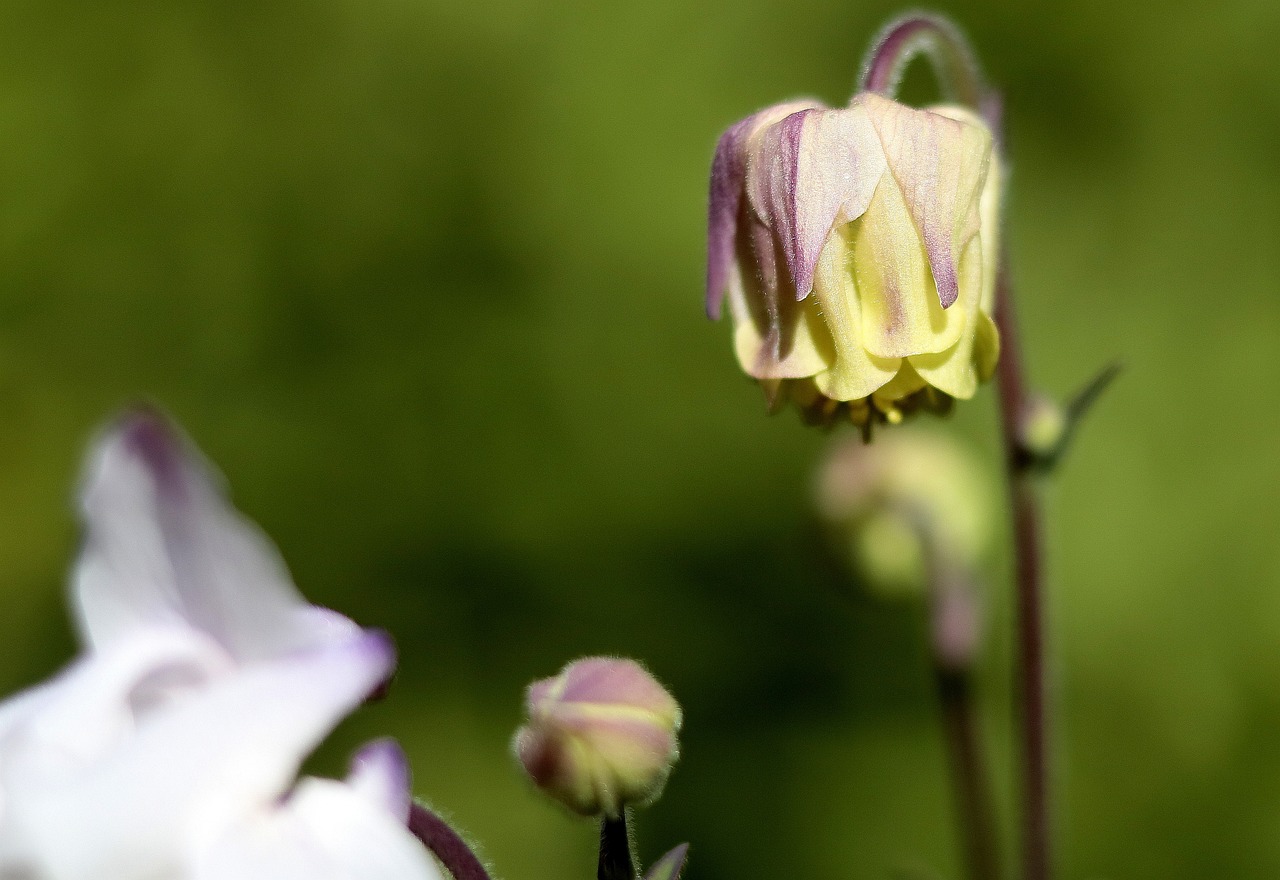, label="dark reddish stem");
[918,514,1004,880]
[408,803,494,880]
[936,667,1004,880]
[863,15,1048,880]
[859,14,986,109]
[995,266,1050,880]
